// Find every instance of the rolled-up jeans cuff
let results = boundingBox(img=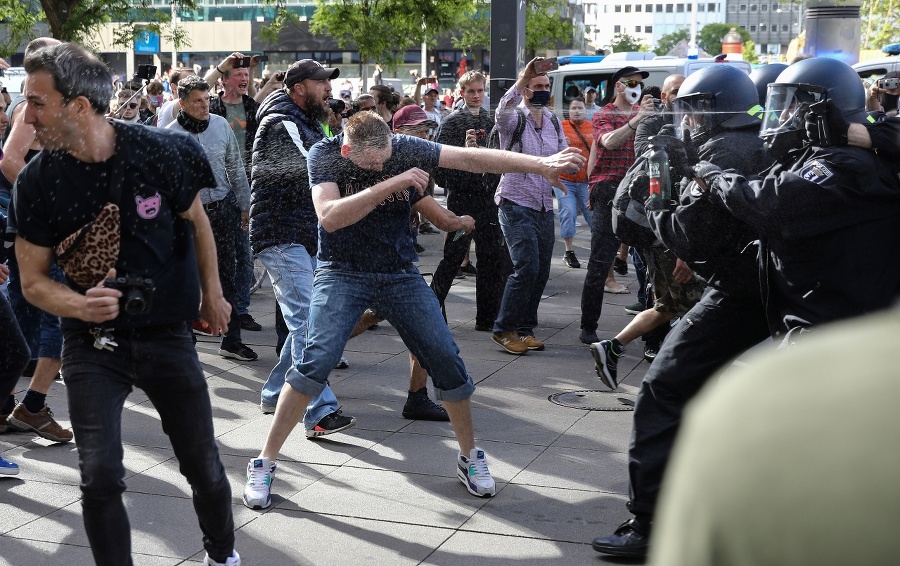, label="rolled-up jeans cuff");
[285,366,327,399]
[433,375,475,402]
